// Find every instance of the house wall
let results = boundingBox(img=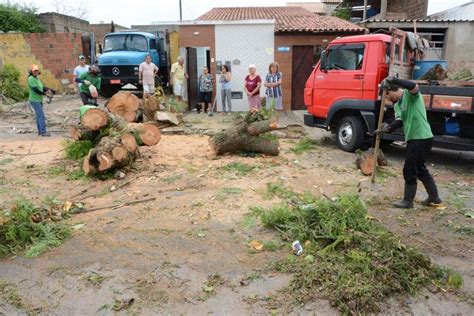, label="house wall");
[0,33,85,93]
[274,32,364,110]
[387,0,428,19]
[90,23,129,46]
[38,12,90,34]
[179,25,216,74]
[215,23,275,111]
[444,22,474,73]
